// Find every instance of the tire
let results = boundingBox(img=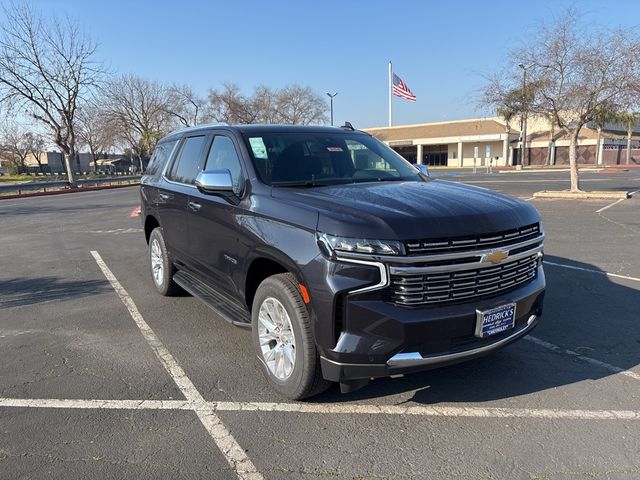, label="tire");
[252,273,331,400]
[148,227,180,296]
